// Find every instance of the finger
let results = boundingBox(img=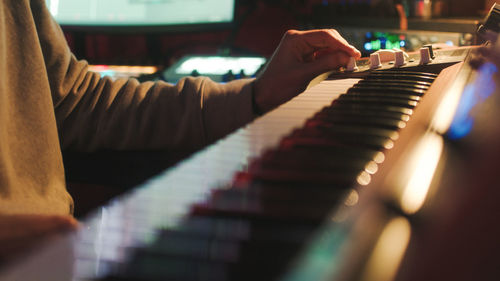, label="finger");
[305,50,351,76]
[326,29,350,46]
[299,29,361,58]
[305,29,359,56]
